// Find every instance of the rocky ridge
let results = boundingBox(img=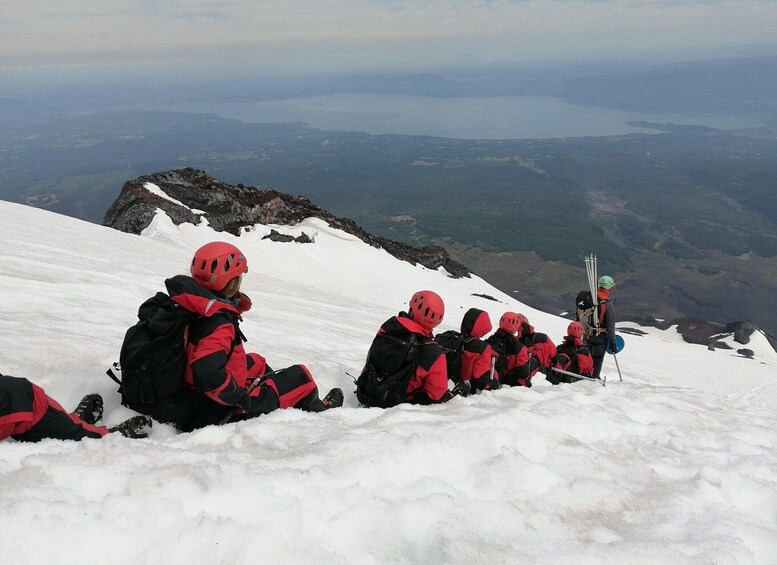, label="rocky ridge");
[102,168,774,353]
[103,168,470,278]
